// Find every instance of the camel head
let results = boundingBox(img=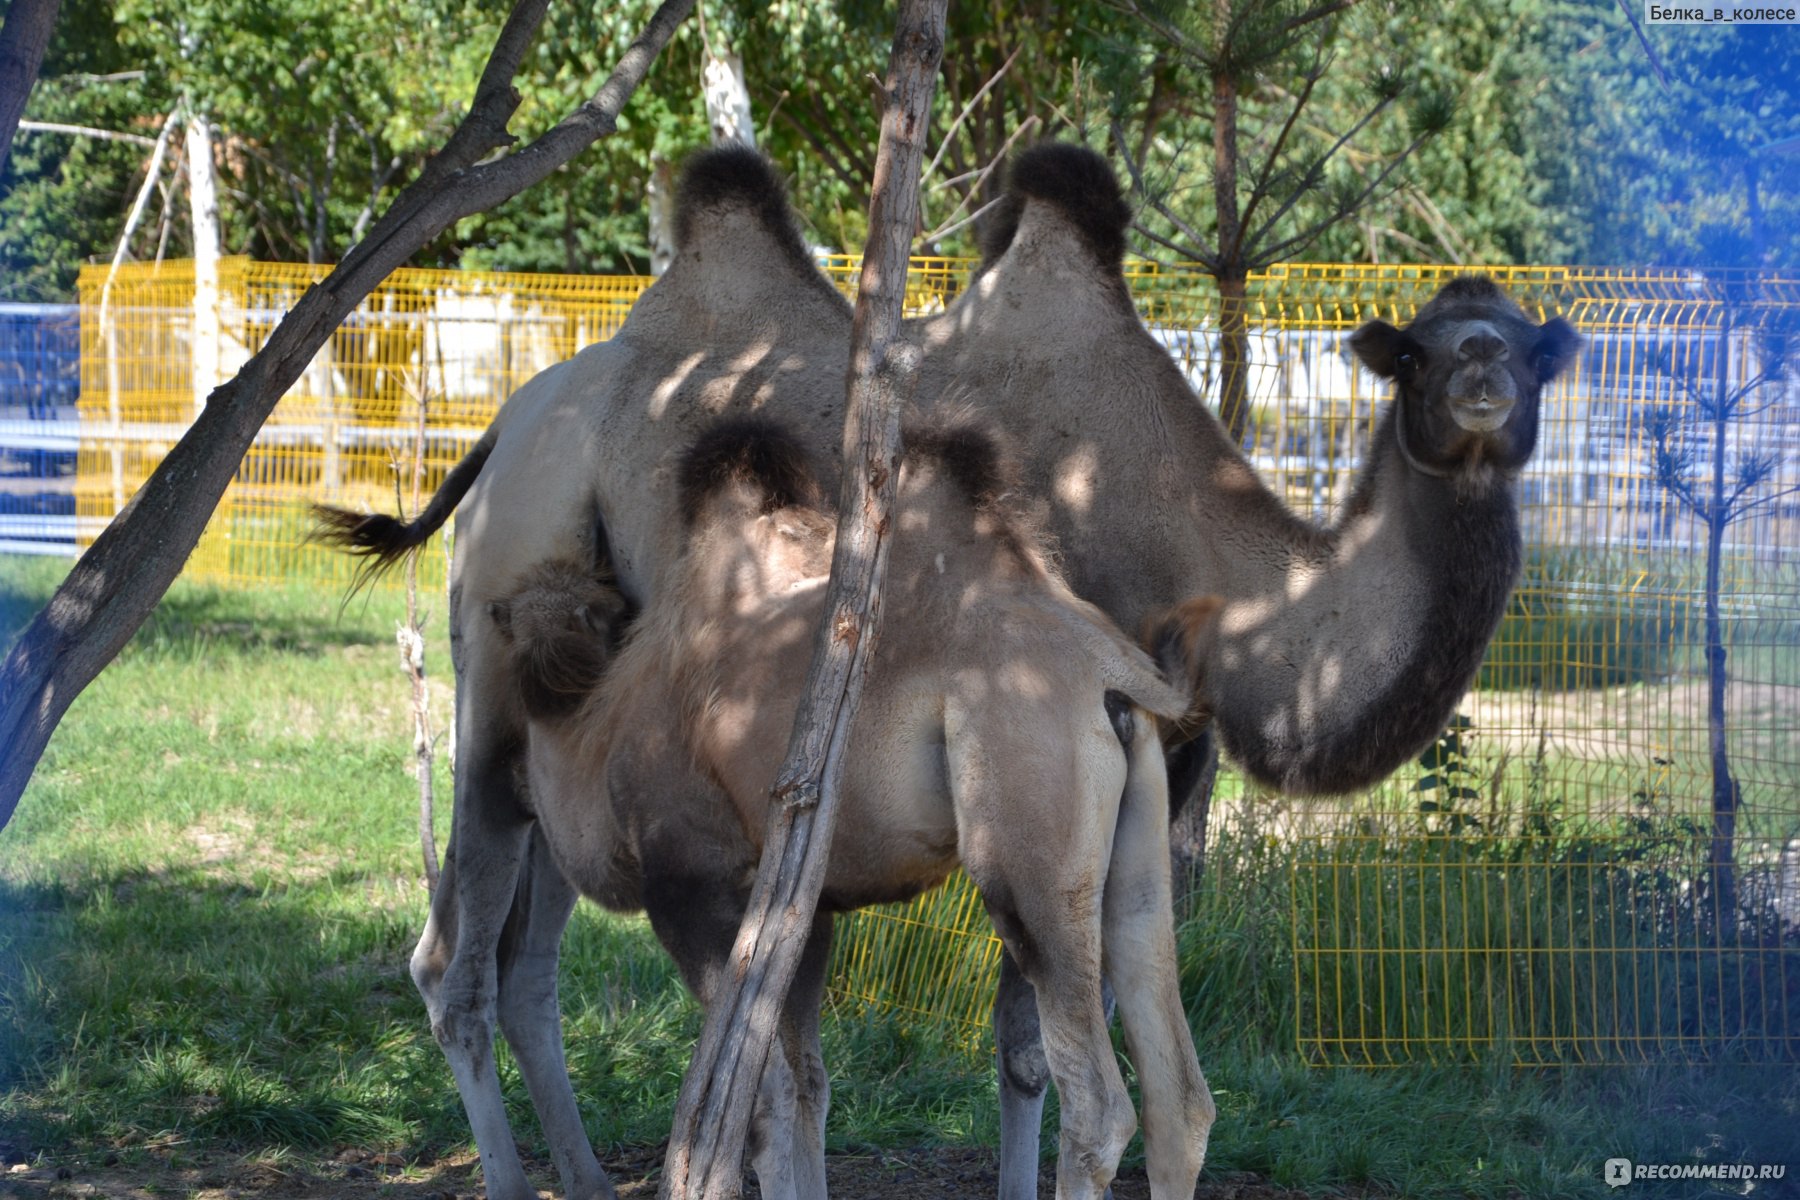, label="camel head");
[1348,276,1582,477]
[488,561,632,721]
